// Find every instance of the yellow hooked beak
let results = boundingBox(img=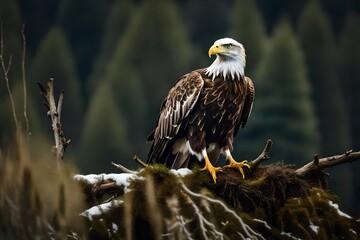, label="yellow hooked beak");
[208,44,227,58]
